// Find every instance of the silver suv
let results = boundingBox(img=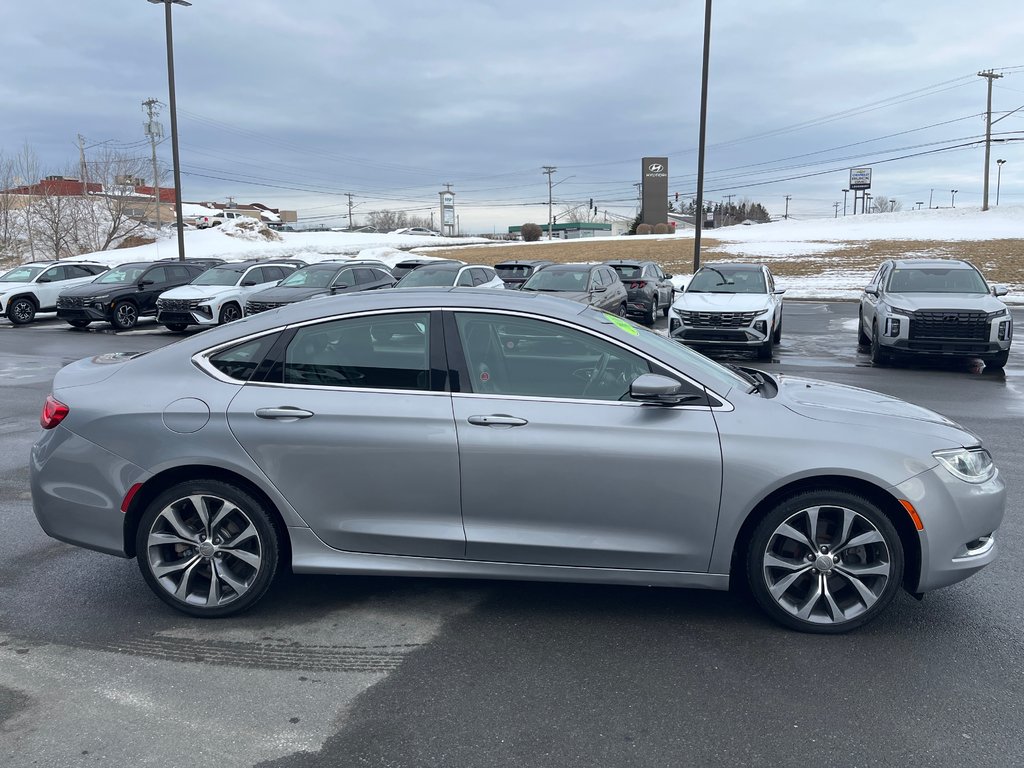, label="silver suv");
[859,258,1012,370]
